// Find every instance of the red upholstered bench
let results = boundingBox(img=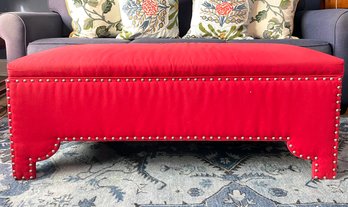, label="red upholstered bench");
[6,43,344,180]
